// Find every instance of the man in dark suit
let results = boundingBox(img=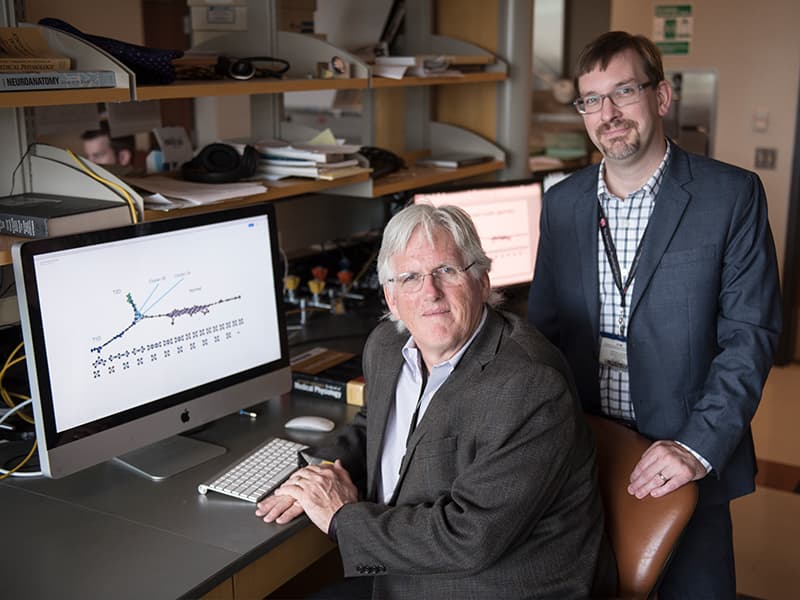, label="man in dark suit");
[257,204,614,598]
[528,31,781,598]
